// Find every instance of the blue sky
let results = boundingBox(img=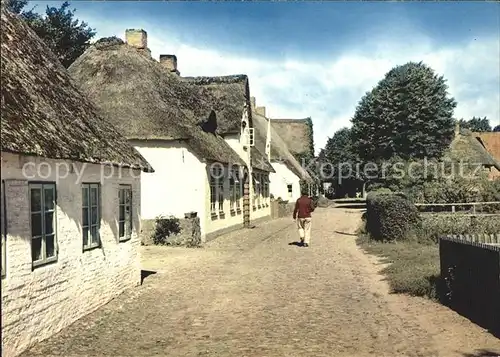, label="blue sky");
[35,1,500,153]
